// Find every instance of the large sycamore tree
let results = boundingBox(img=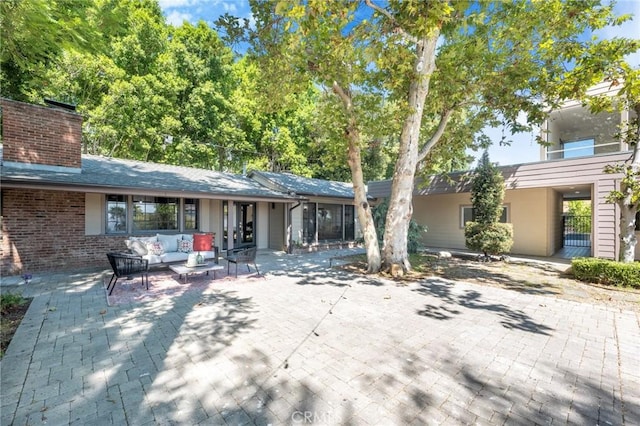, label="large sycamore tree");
[228,1,640,273]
